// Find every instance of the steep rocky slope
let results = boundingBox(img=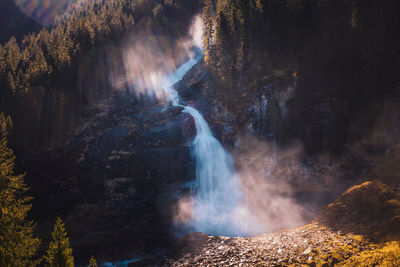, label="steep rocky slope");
[25,59,400,265]
[27,93,190,263]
